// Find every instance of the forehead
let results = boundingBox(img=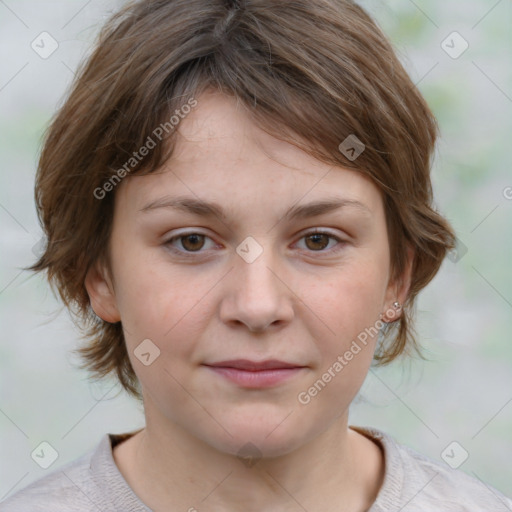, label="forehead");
[170,90,318,174]
[117,90,383,220]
